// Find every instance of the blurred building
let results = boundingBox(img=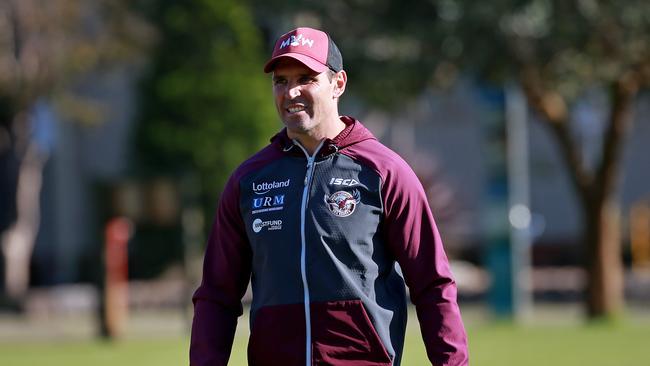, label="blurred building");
[32,66,140,286]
